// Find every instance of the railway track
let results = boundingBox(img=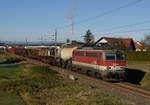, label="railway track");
[9,53,150,105]
[114,82,150,99]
